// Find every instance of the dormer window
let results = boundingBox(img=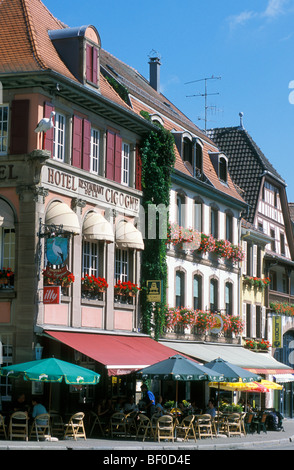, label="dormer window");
[86,43,99,86]
[173,131,203,178]
[219,156,228,183]
[49,25,100,89]
[183,136,193,166]
[209,152,228,183]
